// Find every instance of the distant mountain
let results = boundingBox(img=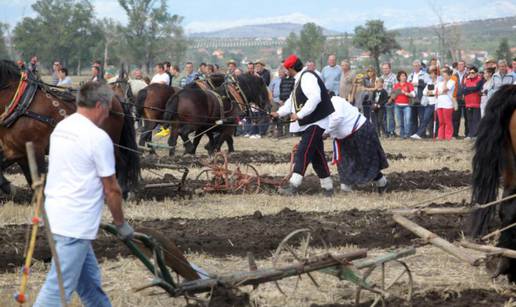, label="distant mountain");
[189,22,341,38]
[396,16,516,41]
